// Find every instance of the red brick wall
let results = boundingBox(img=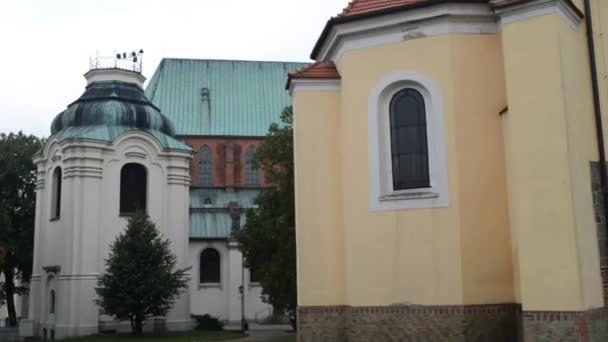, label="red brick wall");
[180,136,271,188]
